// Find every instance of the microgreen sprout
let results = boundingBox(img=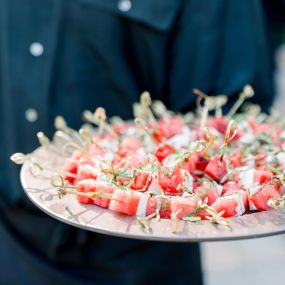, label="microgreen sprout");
[137,212,157,231]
